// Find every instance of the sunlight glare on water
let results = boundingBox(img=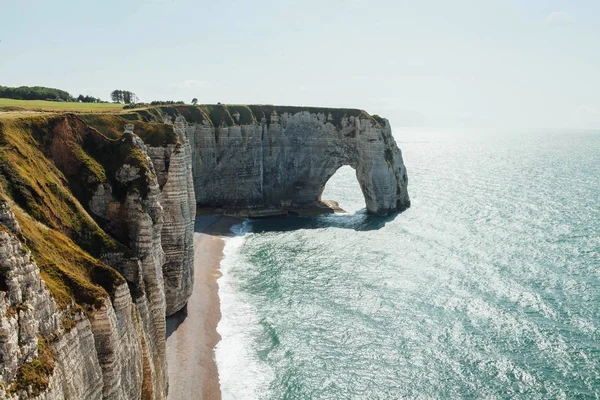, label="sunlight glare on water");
[216,129,600,399]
